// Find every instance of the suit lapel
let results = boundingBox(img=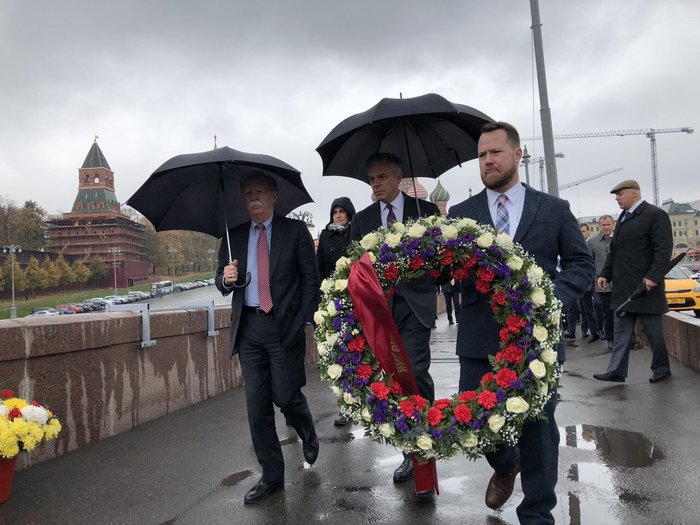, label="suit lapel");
[473,190,494,227]
[402,192,419,220]
[514,185,539,243]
